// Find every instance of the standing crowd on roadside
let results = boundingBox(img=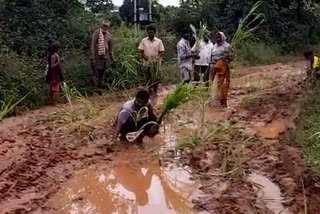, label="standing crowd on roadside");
[47,19,318,142]
[46,20,231,104]
[45,19,232,142]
